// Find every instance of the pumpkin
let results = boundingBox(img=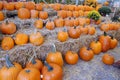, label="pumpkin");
[25,1,35,10]
[84,11,90,17]
[78,5,84,11]
[5,2,15,11]
[0,55,22,80]
[61,4,68,10]
[31,10,38,18]
[34,20,43,29]
[42,62,63,80]
[110,36,118,49]
[66,11,73,17]
[80,26,88,34]
[46,19,55,30]
[68,4,75,11]
[104,1,109,6]
[1,37,14,50]
[64,18,73,27]
[39,11,48,19]
[100,23,110,32]
[26,58,43,71]
[74,5,80,11]
[79,10,84,16]
[99,32,111,52]
[17,68,40,80]
[73,18,79,26]
[54,17,64,27]
[65,51,79,65]
[15,33,28,45]
[68,26,81,39]
[0,1,3,10]
[46,44,64,67]
[1,20,16,34]
[3,1,7,9]
[87,26,96,35]
[79,47,94,61]
[52,3,61,11]
[84,5,94,11]
[73,11,79,18]
[102,54,114,65]
[57,28,68,42]
[30,32,44,46]
[18,8,30,19]
[86,18,90,25]
[79,18,86,26]
[15,2,24,10]
[90,40,102,55]
[57,10,67,19]
[36,3,43,11]
[95,19,101,25]
[0,11,4,21]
